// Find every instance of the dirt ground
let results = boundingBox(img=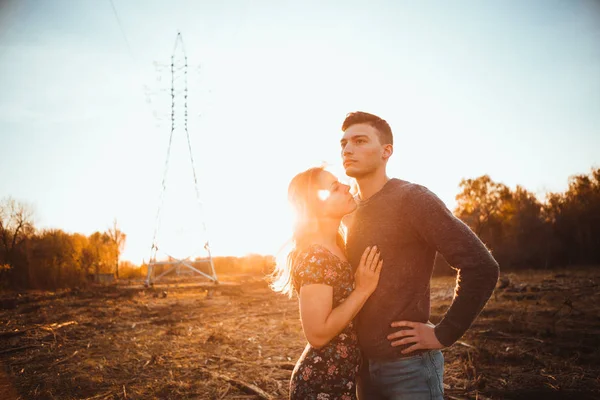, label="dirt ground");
[1,268,599,399]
